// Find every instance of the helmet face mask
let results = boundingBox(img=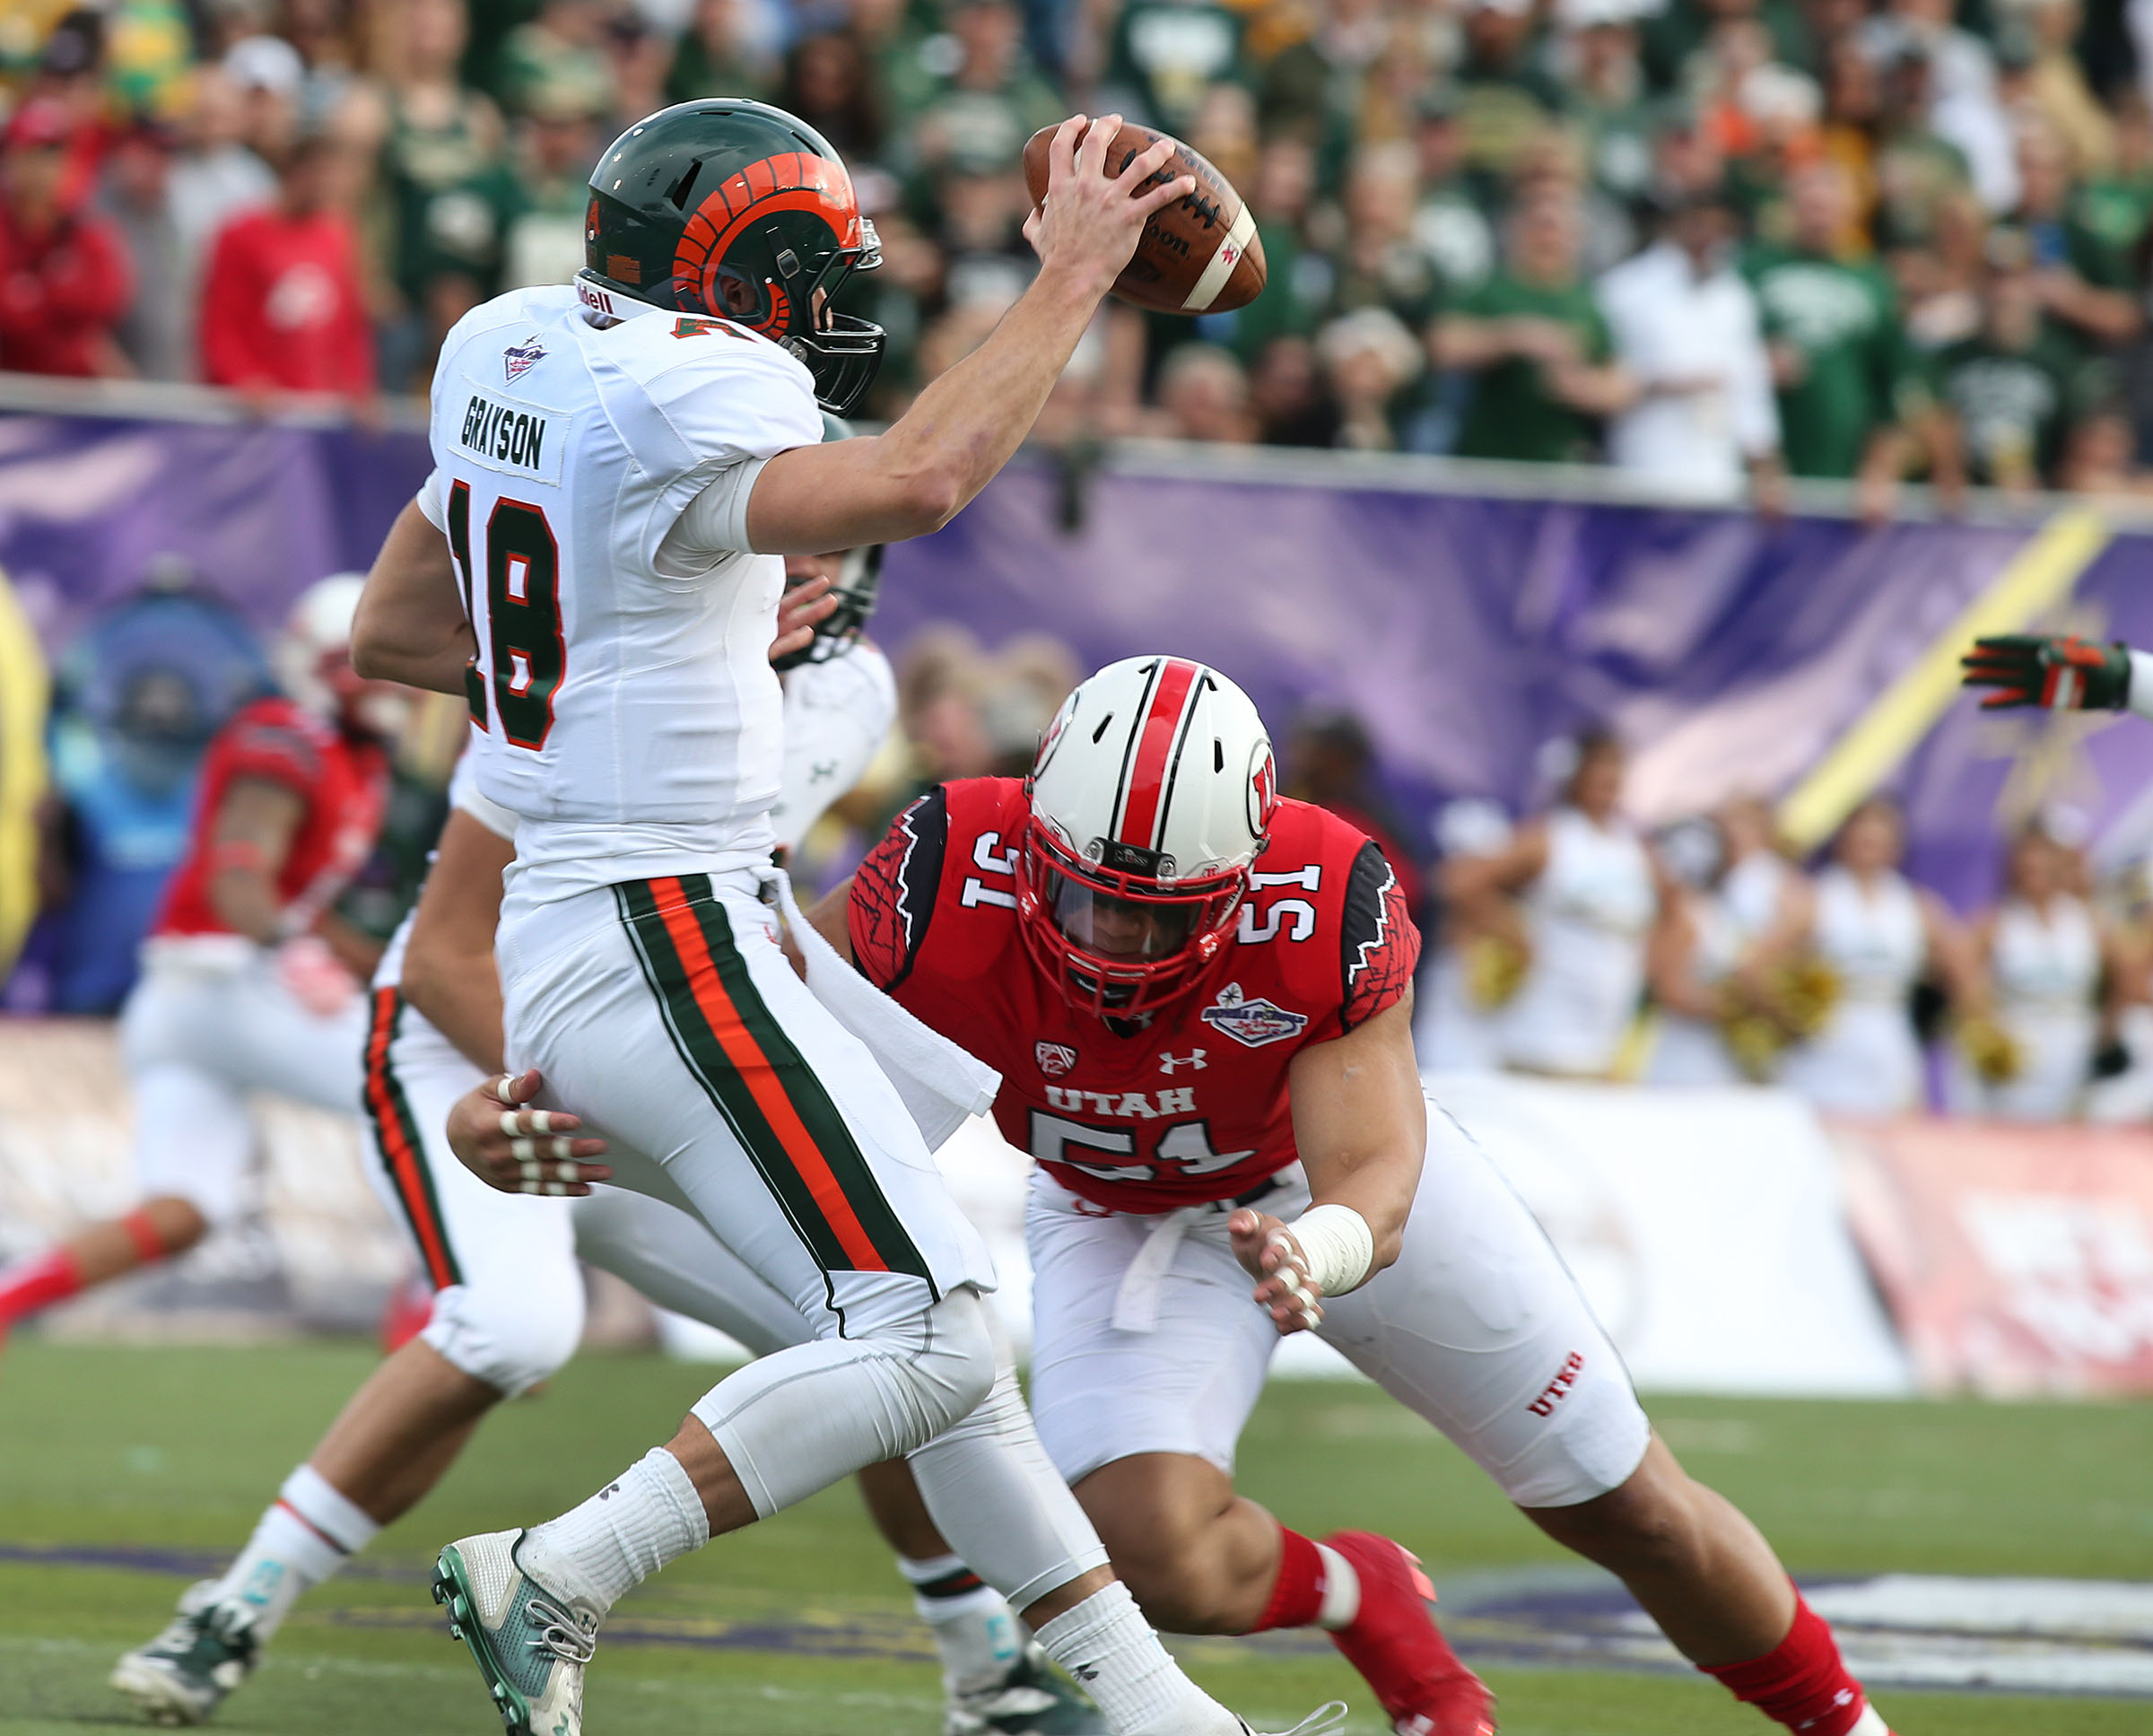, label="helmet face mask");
[772,541,883,672]
[1018,820,1246,1017]
[1017,657,1278,1020]
[582,100,886,415]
